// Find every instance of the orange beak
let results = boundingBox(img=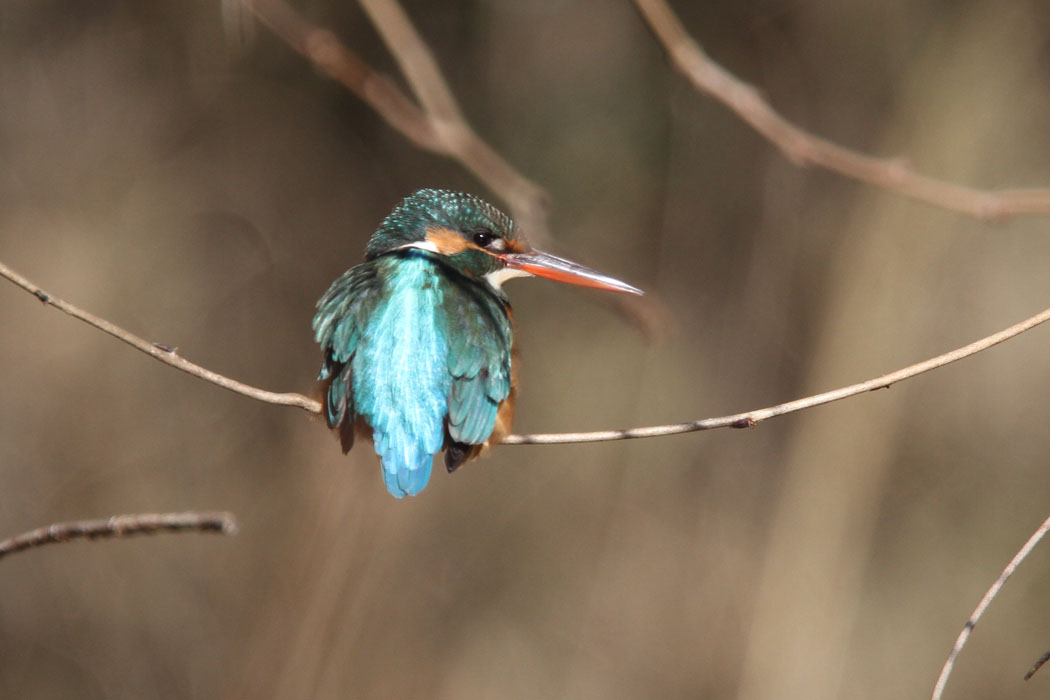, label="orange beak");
[501,250,643,295]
